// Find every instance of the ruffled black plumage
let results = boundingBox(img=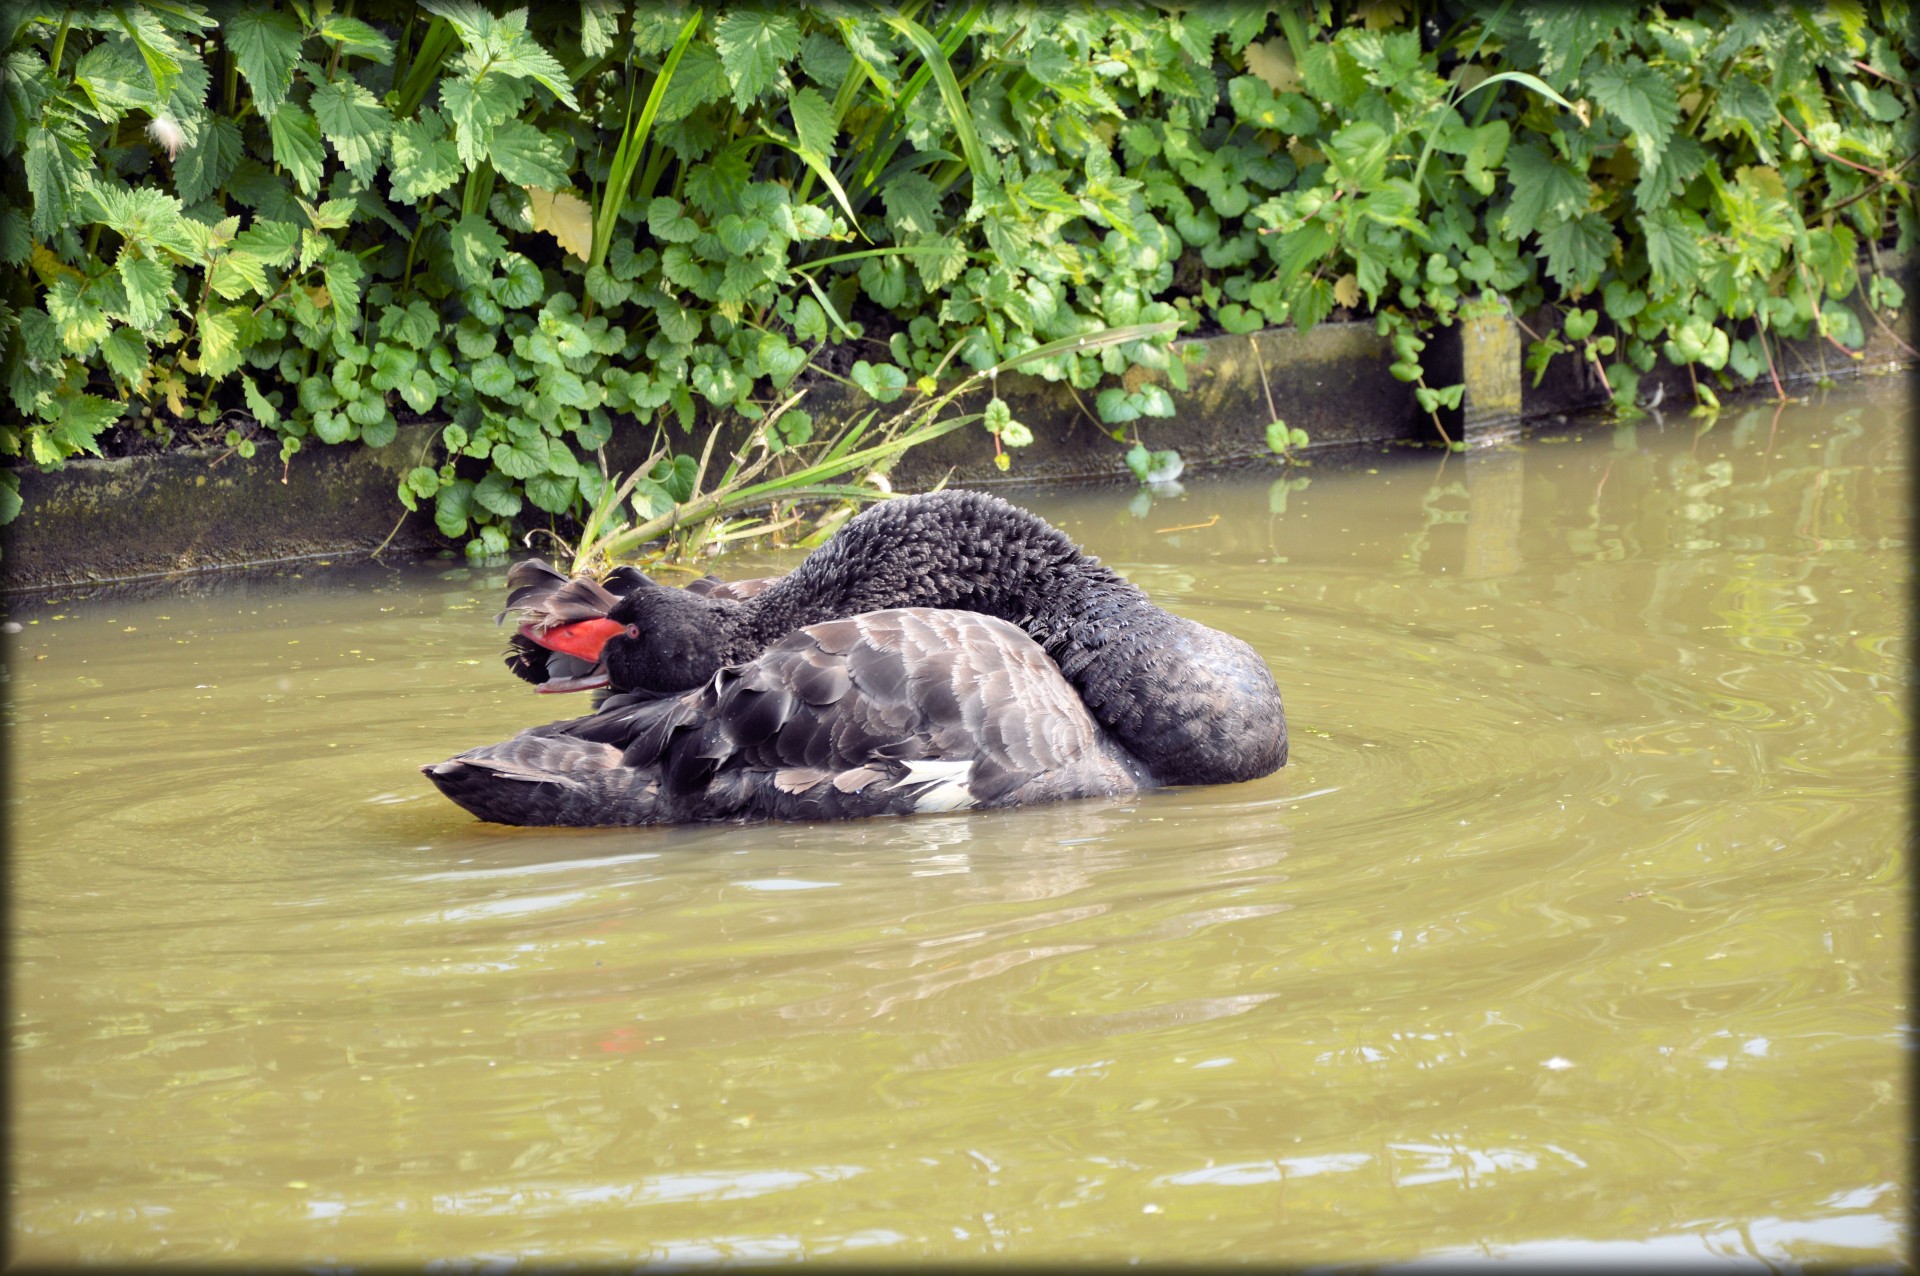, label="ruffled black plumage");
[425,490,1286,826]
